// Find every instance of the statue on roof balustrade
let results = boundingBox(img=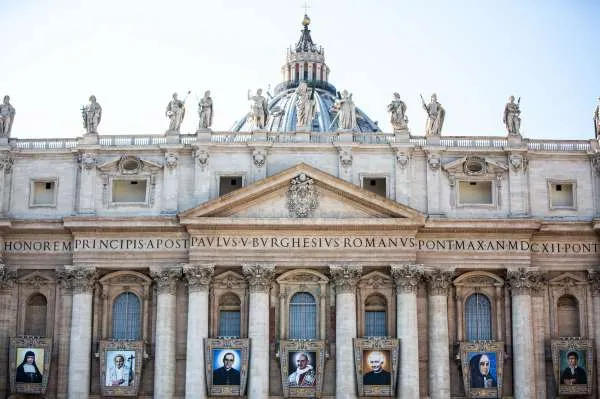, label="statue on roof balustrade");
[248,88,268,129]
[331,90,356,131]
[388,92,408,131]
[0,95,16,137]
[166,92,186,133]
[503,95,521,136]
[198,90,213,130]
[421,93,445,136]
[295,82,316,128]
[82,95,102,134]
[594,97,600,139]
